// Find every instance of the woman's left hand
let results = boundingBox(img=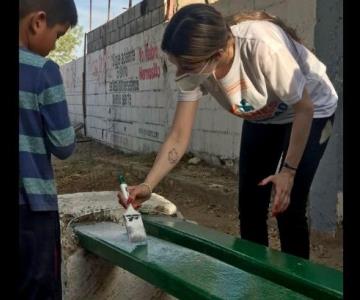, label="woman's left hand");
[258,170,295,217]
